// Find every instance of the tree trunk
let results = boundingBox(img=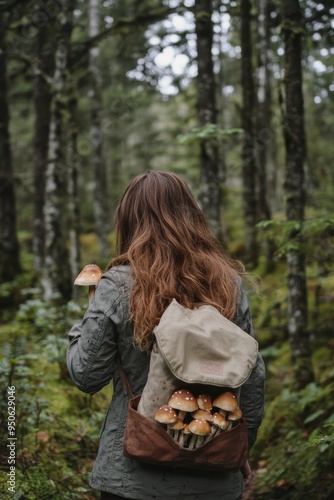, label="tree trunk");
[89,0,110,262]
[42,0,75,301]
[241,0,259,268]
[67,91,81,295]
[33,12,54,276]
[0,24,20,283]
[194,0,222,239]
[281,0,314,388]
[256,0,275,271]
